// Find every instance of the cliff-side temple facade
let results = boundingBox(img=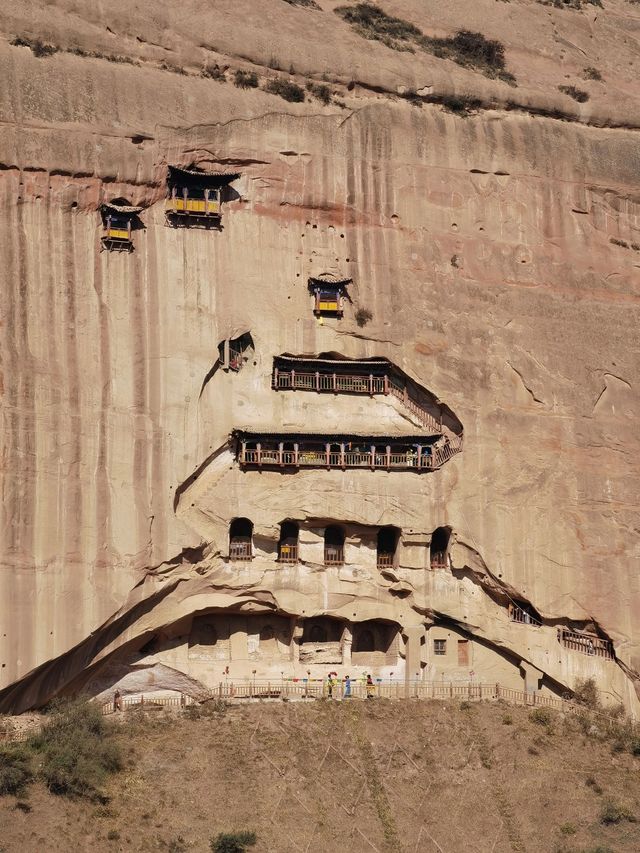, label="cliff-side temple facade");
[1,66,638,717]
